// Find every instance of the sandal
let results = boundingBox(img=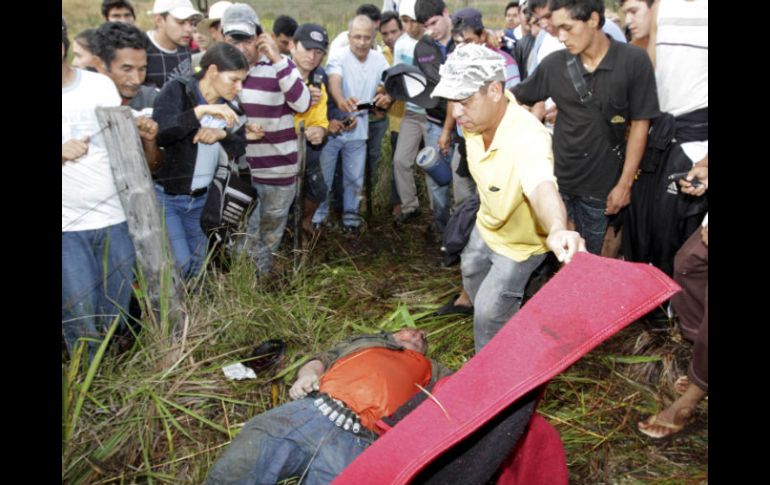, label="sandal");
[433,294,474,316]
[637,410,694,439]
